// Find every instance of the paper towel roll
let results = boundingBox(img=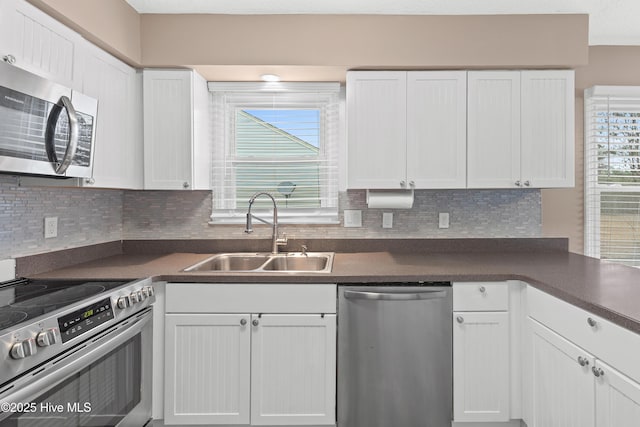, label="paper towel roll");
[366,189,414,209]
